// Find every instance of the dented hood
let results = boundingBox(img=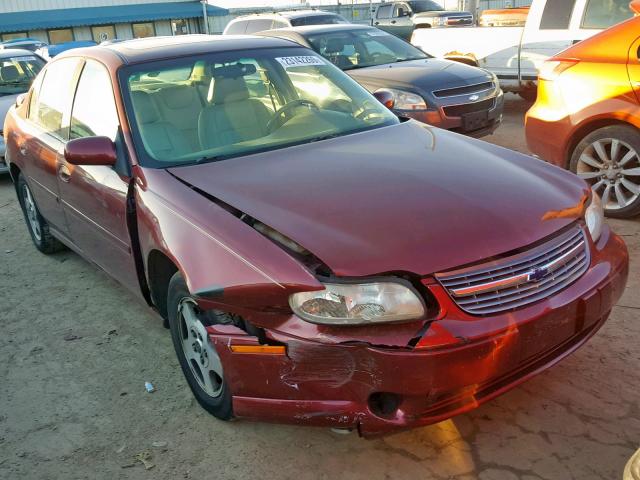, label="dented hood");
[168,121,588,277]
